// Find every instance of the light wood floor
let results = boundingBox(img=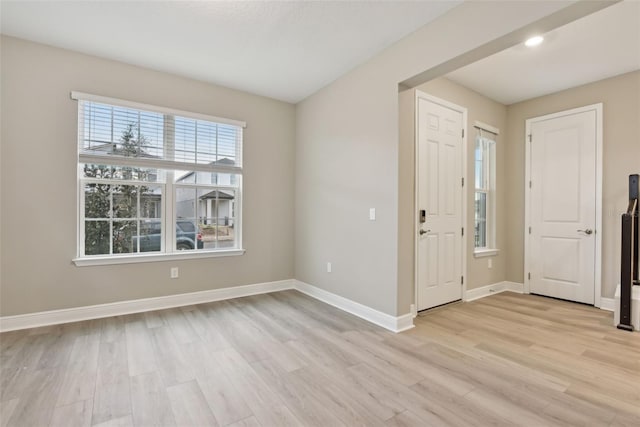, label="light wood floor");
[1,290,639,427]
